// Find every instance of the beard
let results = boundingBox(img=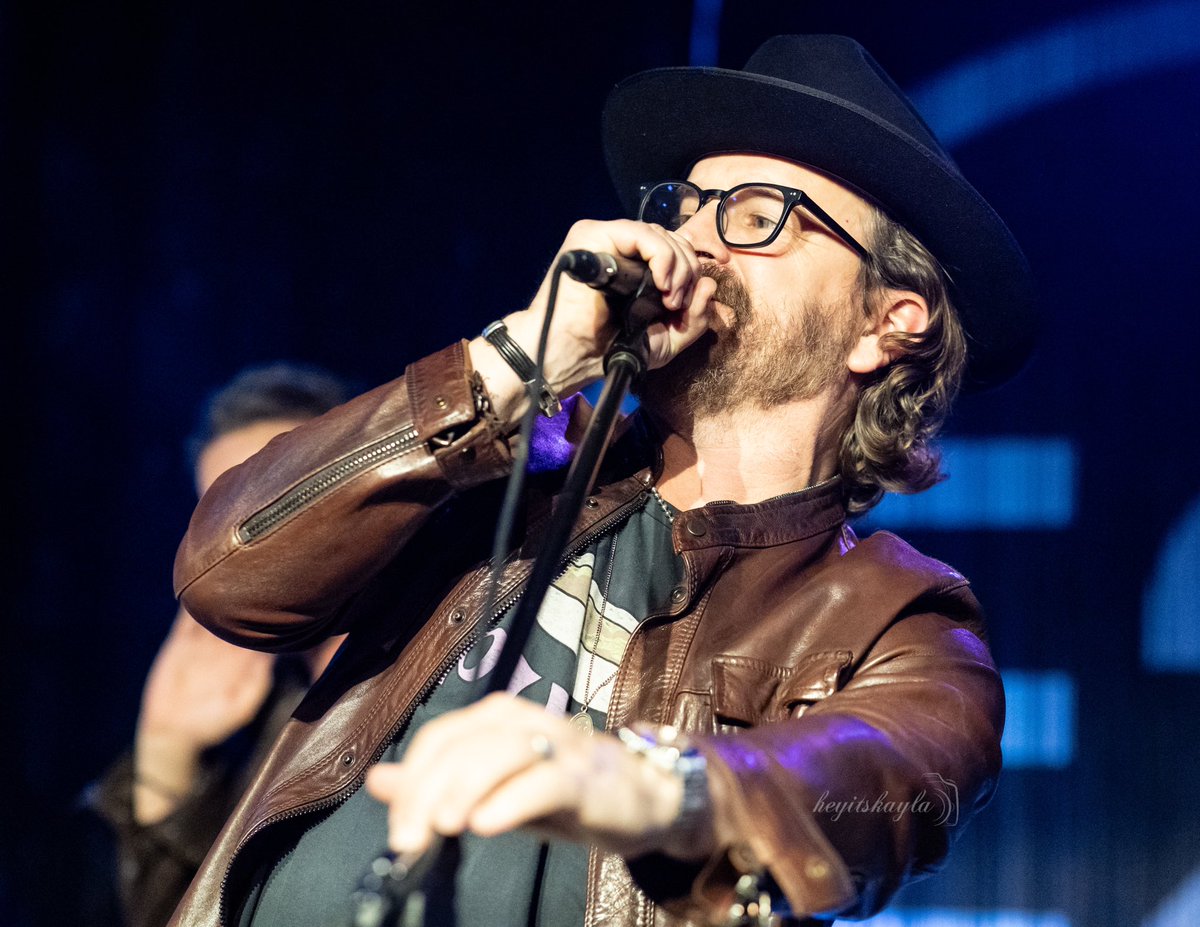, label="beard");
[638,265,863,422]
